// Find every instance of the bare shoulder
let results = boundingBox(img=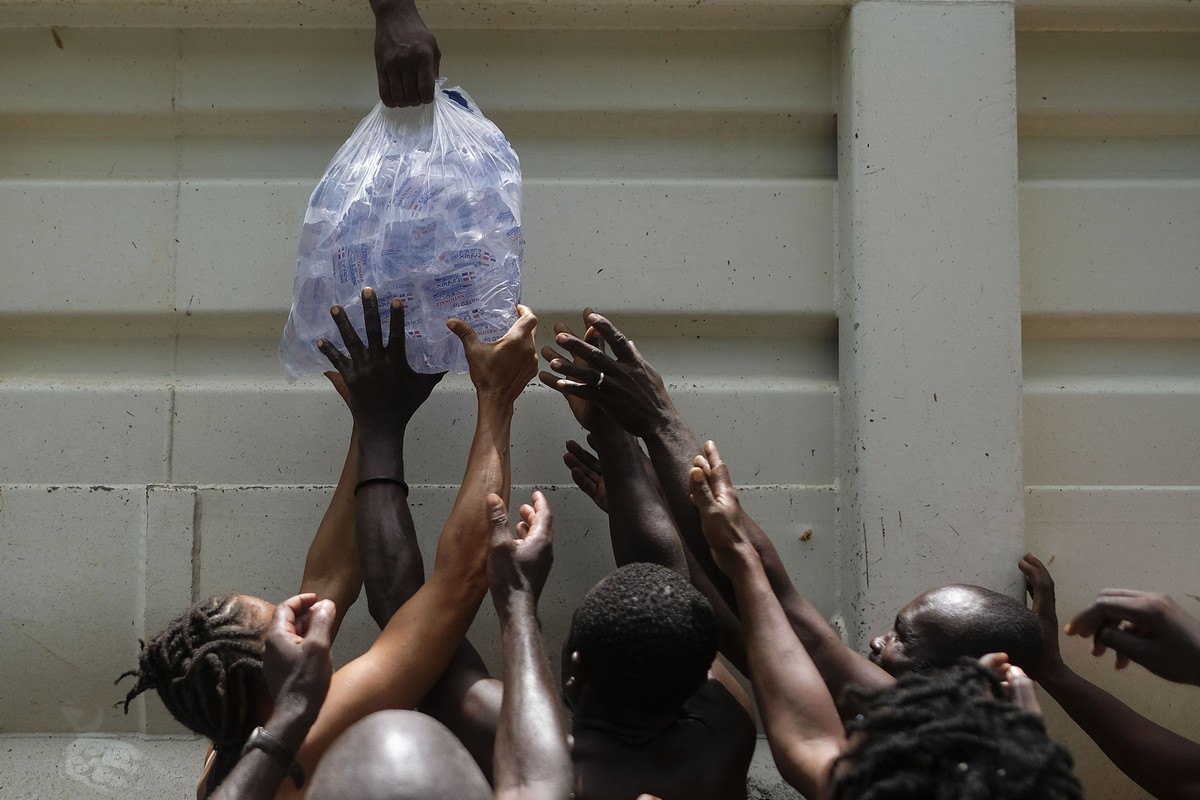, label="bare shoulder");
[678,677,757,745]
[573,683,757,800]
